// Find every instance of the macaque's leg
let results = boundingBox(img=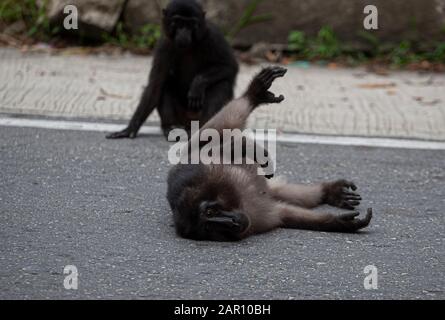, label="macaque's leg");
[106,44,170,140]
[268,179,362,210]
[277,203,372,233]
[268,180,325,208]
[200,81,234,126]
[158,88,186,138]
